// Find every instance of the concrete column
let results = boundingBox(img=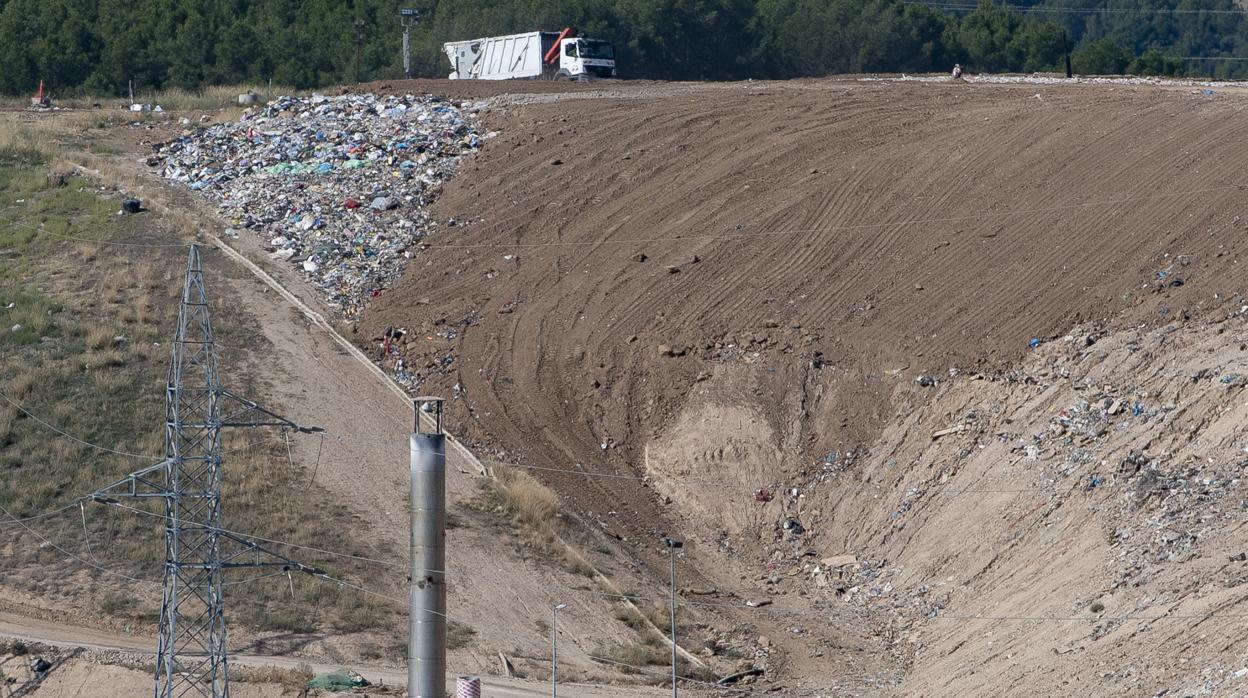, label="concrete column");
[409,398,446,698]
